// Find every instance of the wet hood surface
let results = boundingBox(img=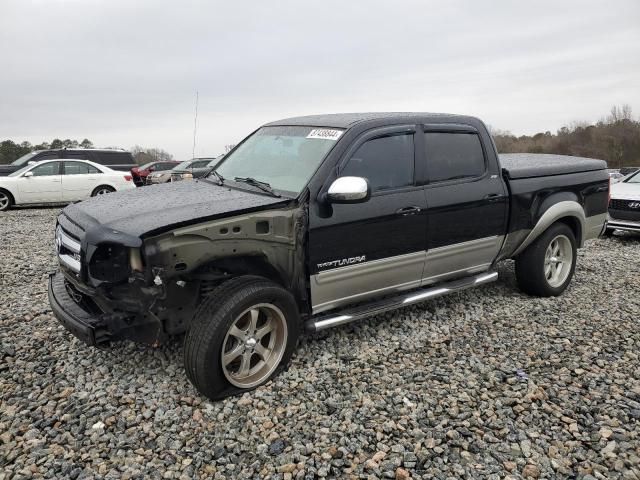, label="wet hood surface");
[61,180,289,238]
